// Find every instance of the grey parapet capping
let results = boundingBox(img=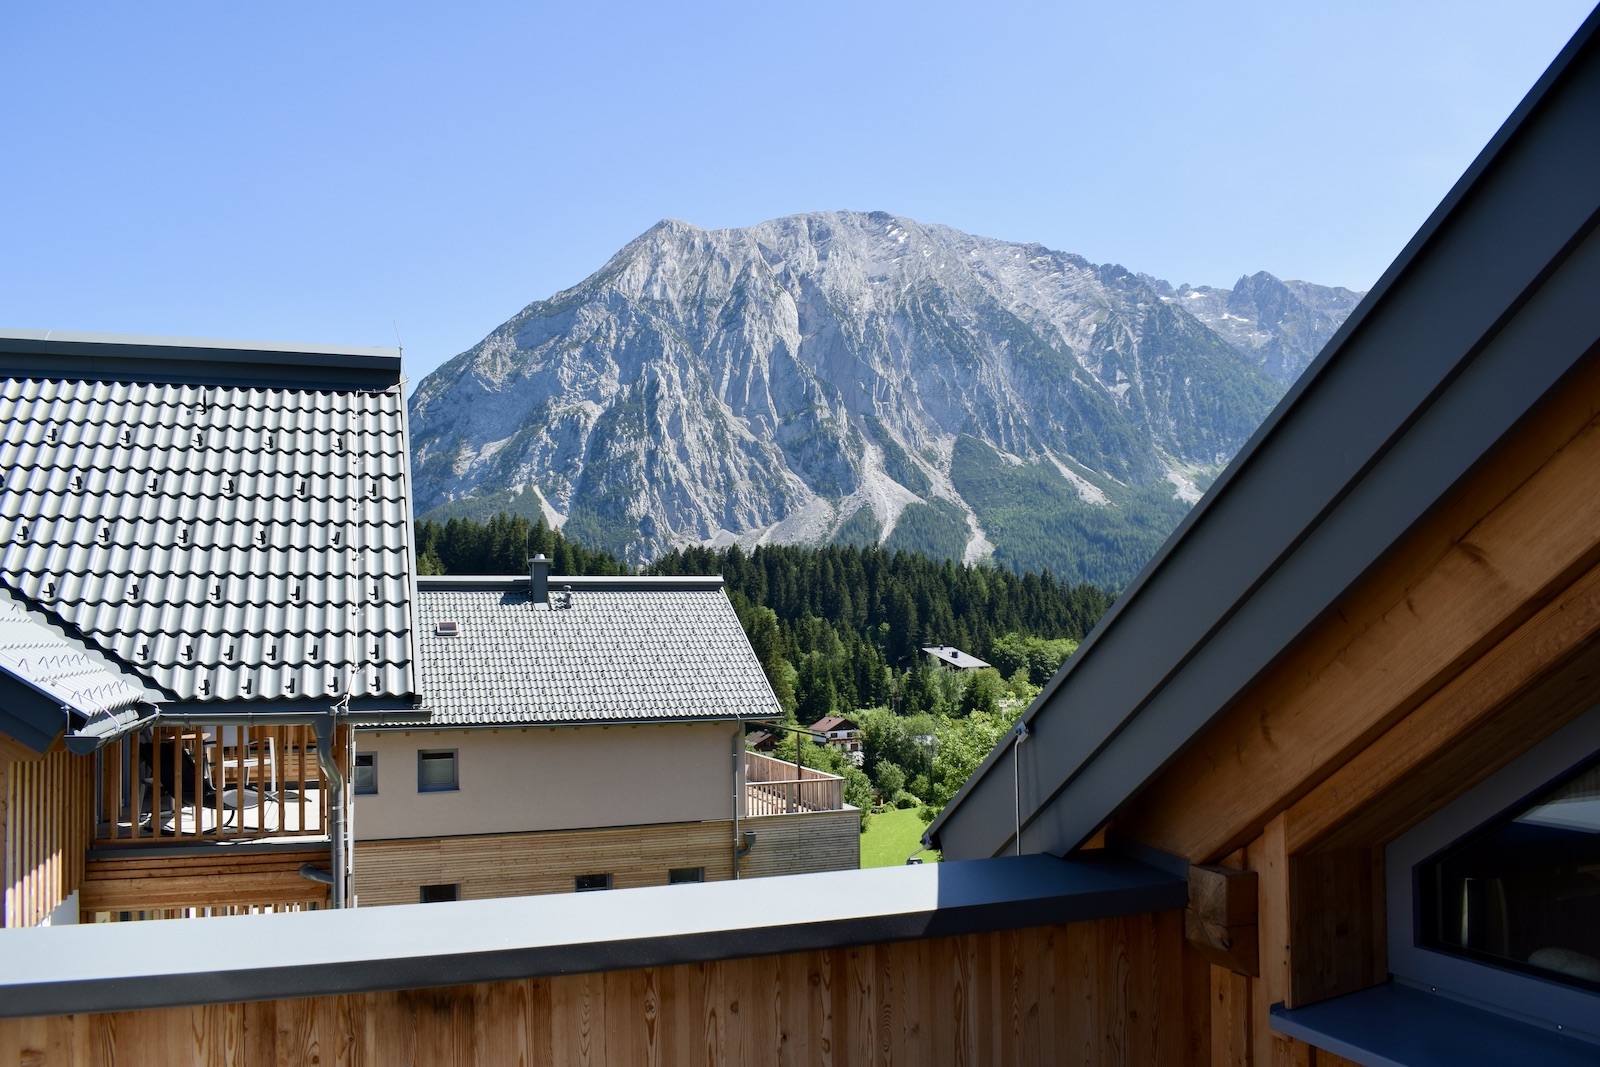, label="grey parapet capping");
[0,852,1184,1018]
[930,6,1600,862]
[0,329,401,389]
